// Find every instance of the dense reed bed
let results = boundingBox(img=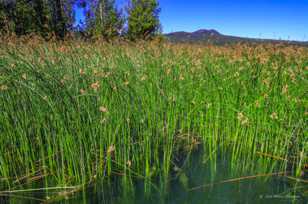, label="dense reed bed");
[0,39,307,200]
